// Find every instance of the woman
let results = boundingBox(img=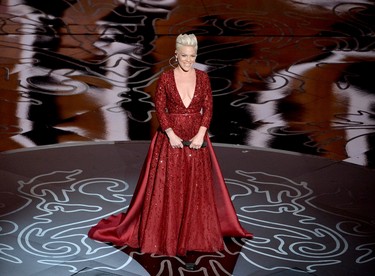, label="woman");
[88,34,253,256]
